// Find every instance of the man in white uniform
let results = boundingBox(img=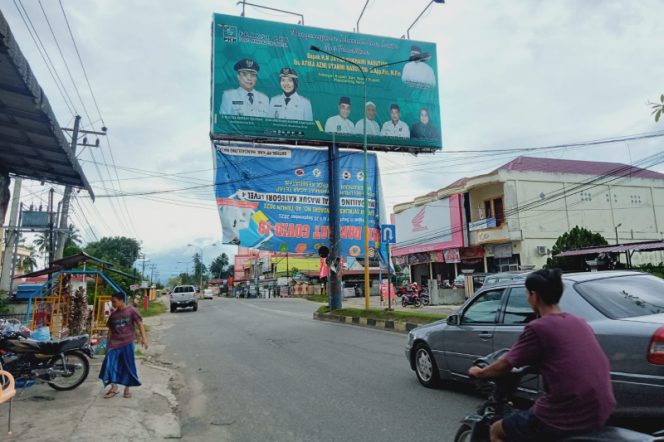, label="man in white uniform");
[324,96,355,134]
[380,104,410,138]
[401,45,436,88]
[269,67,313,121]
[220,58,269,117]
[354,101,380,136]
